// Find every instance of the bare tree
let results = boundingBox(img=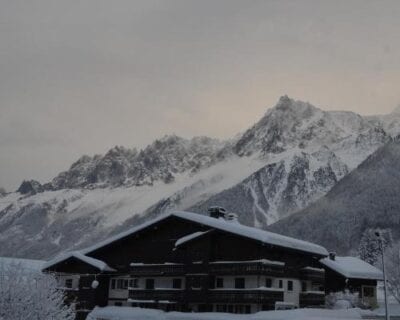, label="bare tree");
[0,261,74,320]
